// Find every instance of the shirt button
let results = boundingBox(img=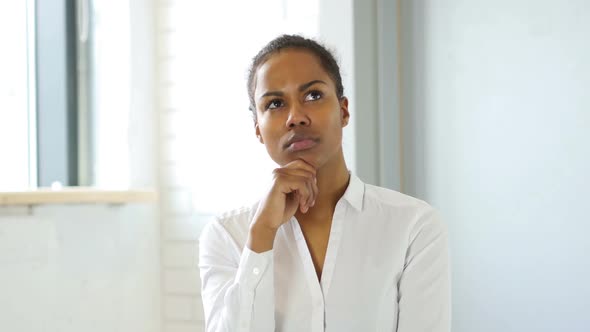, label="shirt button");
[253,267,260,275]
